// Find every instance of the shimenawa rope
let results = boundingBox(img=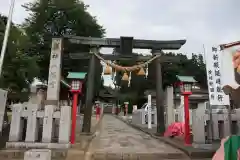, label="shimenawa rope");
[91,51,160,72]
